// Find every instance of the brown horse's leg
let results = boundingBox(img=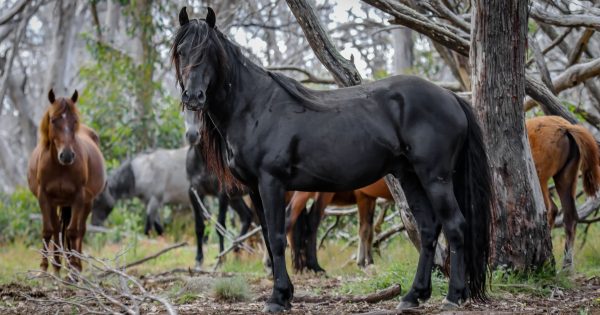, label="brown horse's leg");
[67,195,86,272]
[38,195,54,272]
[356,192,376,267]
[50,209,61,275]
[540,182,558,228]
[554,152,580,272]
